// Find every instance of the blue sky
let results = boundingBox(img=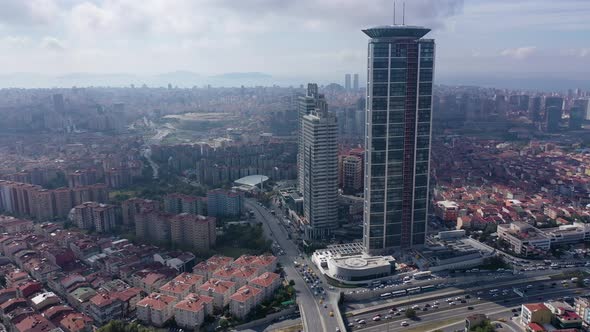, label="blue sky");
[0,0,589,86]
